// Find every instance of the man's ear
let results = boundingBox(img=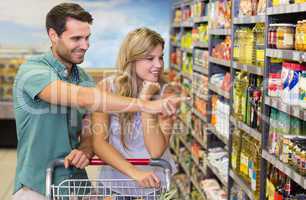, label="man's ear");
[48,28,59,43]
